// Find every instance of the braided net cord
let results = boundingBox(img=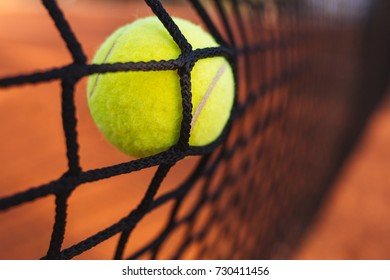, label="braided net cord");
[0,0,389,259]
